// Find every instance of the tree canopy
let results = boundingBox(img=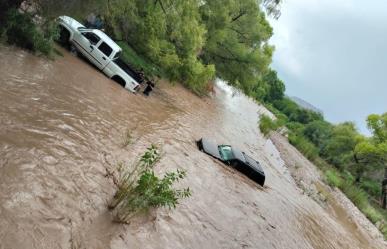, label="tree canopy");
[105,0,276,95]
